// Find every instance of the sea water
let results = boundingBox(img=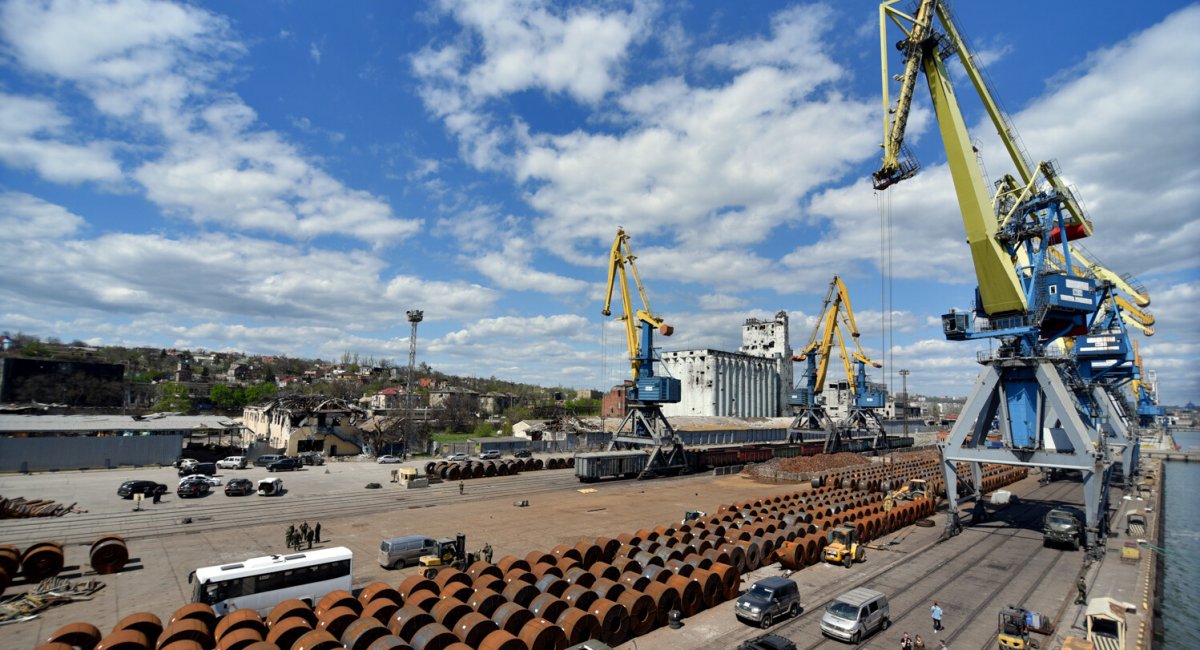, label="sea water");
[1161,429,1199,649]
